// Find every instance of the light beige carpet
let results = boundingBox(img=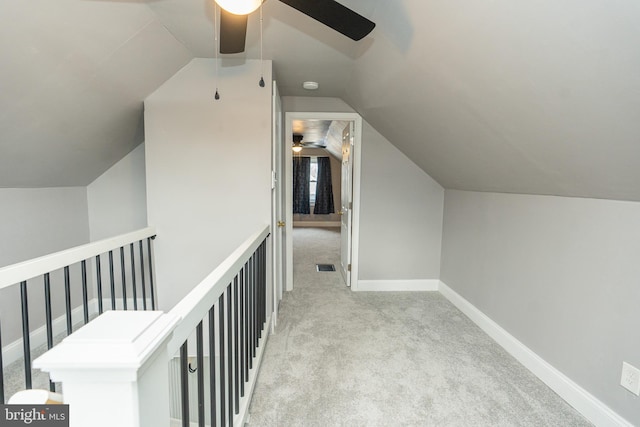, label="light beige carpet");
[248,227,590,426]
